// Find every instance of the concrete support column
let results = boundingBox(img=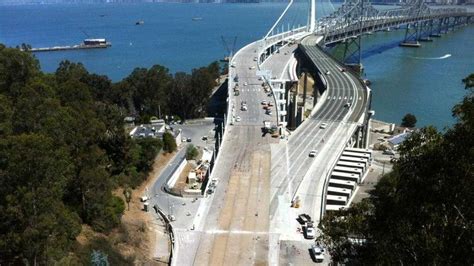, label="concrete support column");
[303,72,308,108]
[364,119,371,148]
[355,127,361,148]
[281,83,287,125]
